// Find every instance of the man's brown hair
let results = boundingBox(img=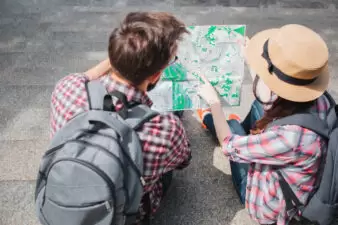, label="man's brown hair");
[108,12,188,85]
